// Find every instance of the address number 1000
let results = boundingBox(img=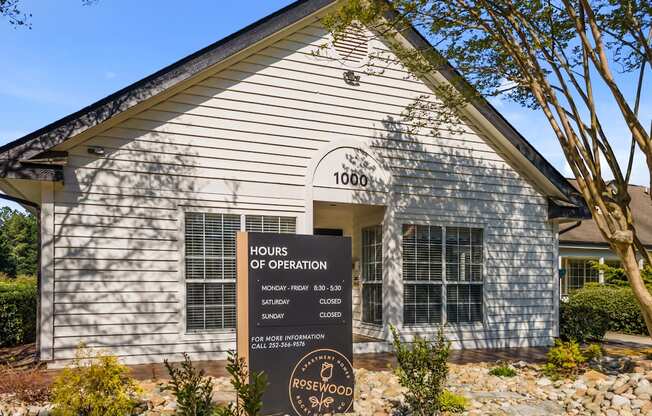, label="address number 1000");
[333,172,368,187]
